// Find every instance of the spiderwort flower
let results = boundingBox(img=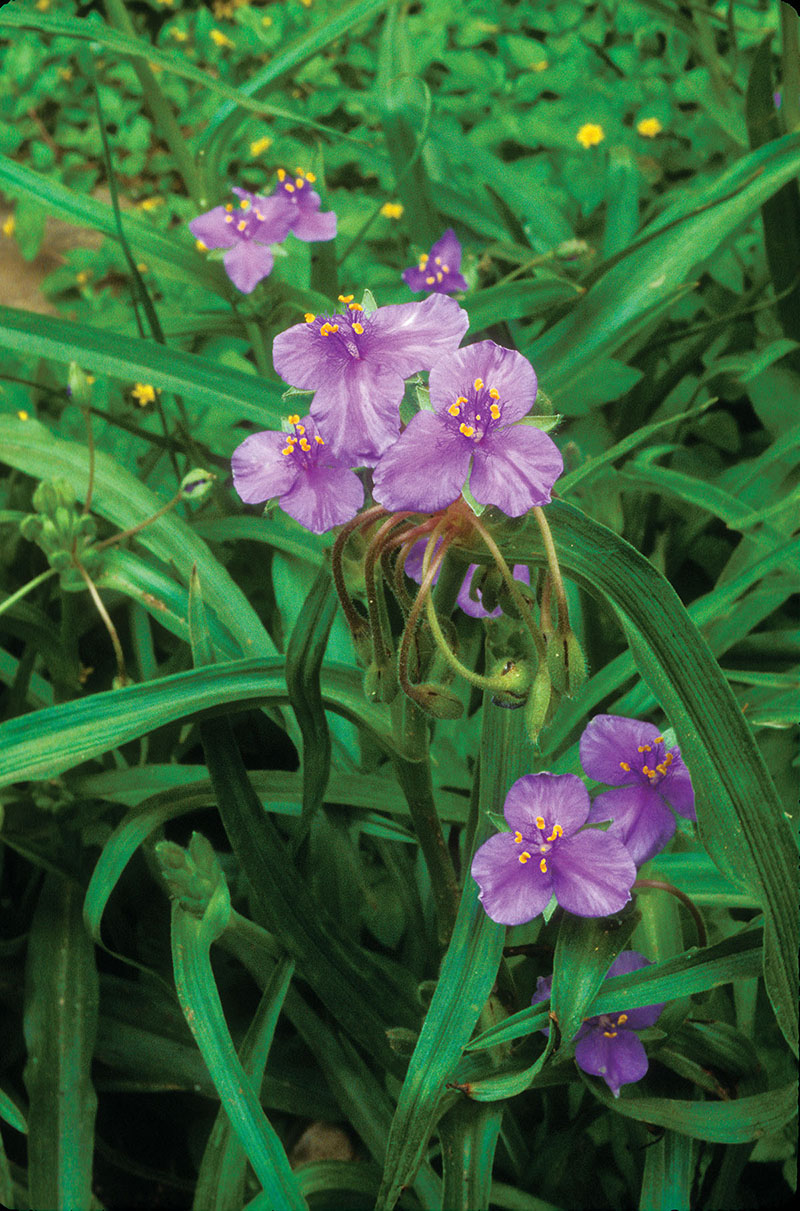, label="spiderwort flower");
[580,714,696,865]
[372,341,563,516]
[402,229,468,295]
[188,187,294,293]
[271,167,337,242]
[273,293,469,466]
[231,414,363,534]
[470,773,637,925]
[533,951,665,1097]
